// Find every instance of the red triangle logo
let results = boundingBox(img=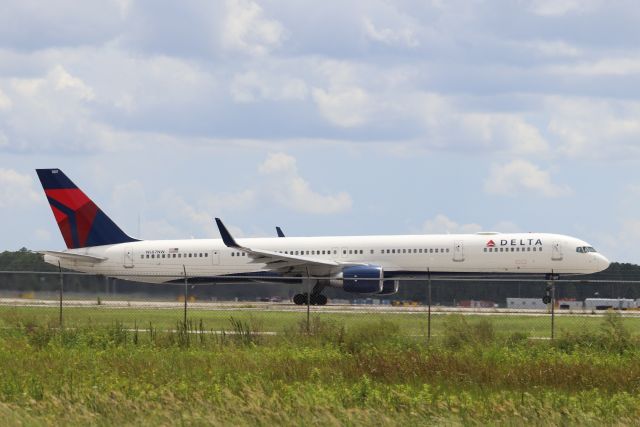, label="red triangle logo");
[487,240,495,247]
